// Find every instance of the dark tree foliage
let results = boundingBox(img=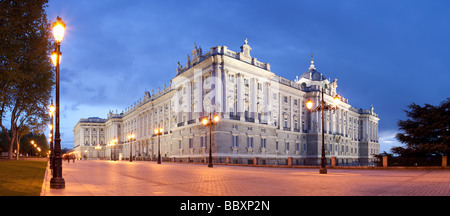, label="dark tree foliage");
[394,98,450,156]
[20,132,49,157]
[0,0,54,159]
[0,130,48,157]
